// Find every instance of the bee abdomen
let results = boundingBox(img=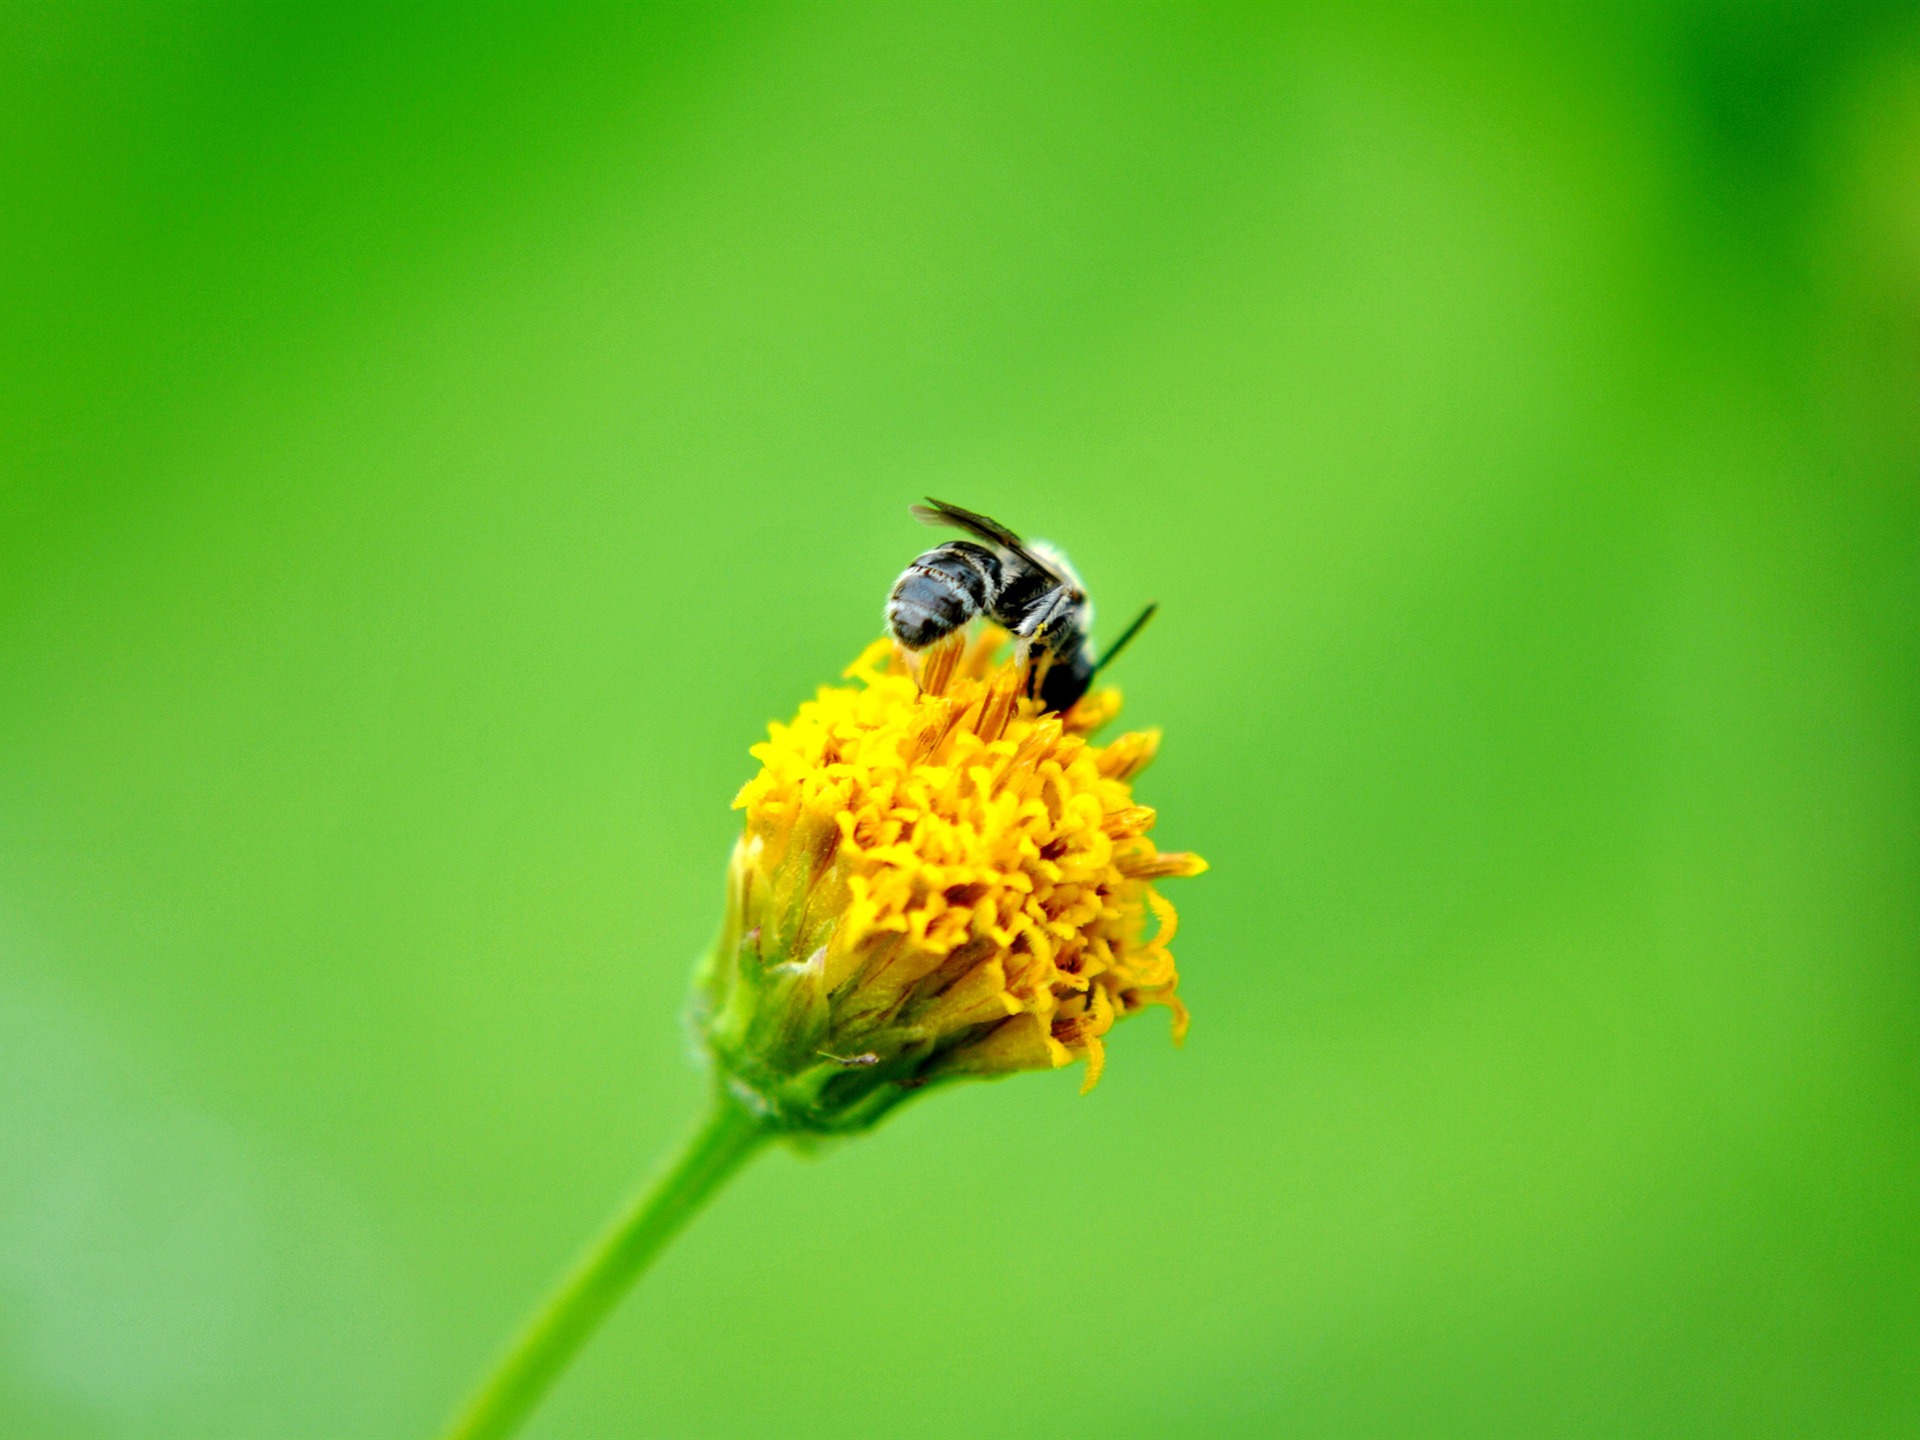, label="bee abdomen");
[886,541,1001,650]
